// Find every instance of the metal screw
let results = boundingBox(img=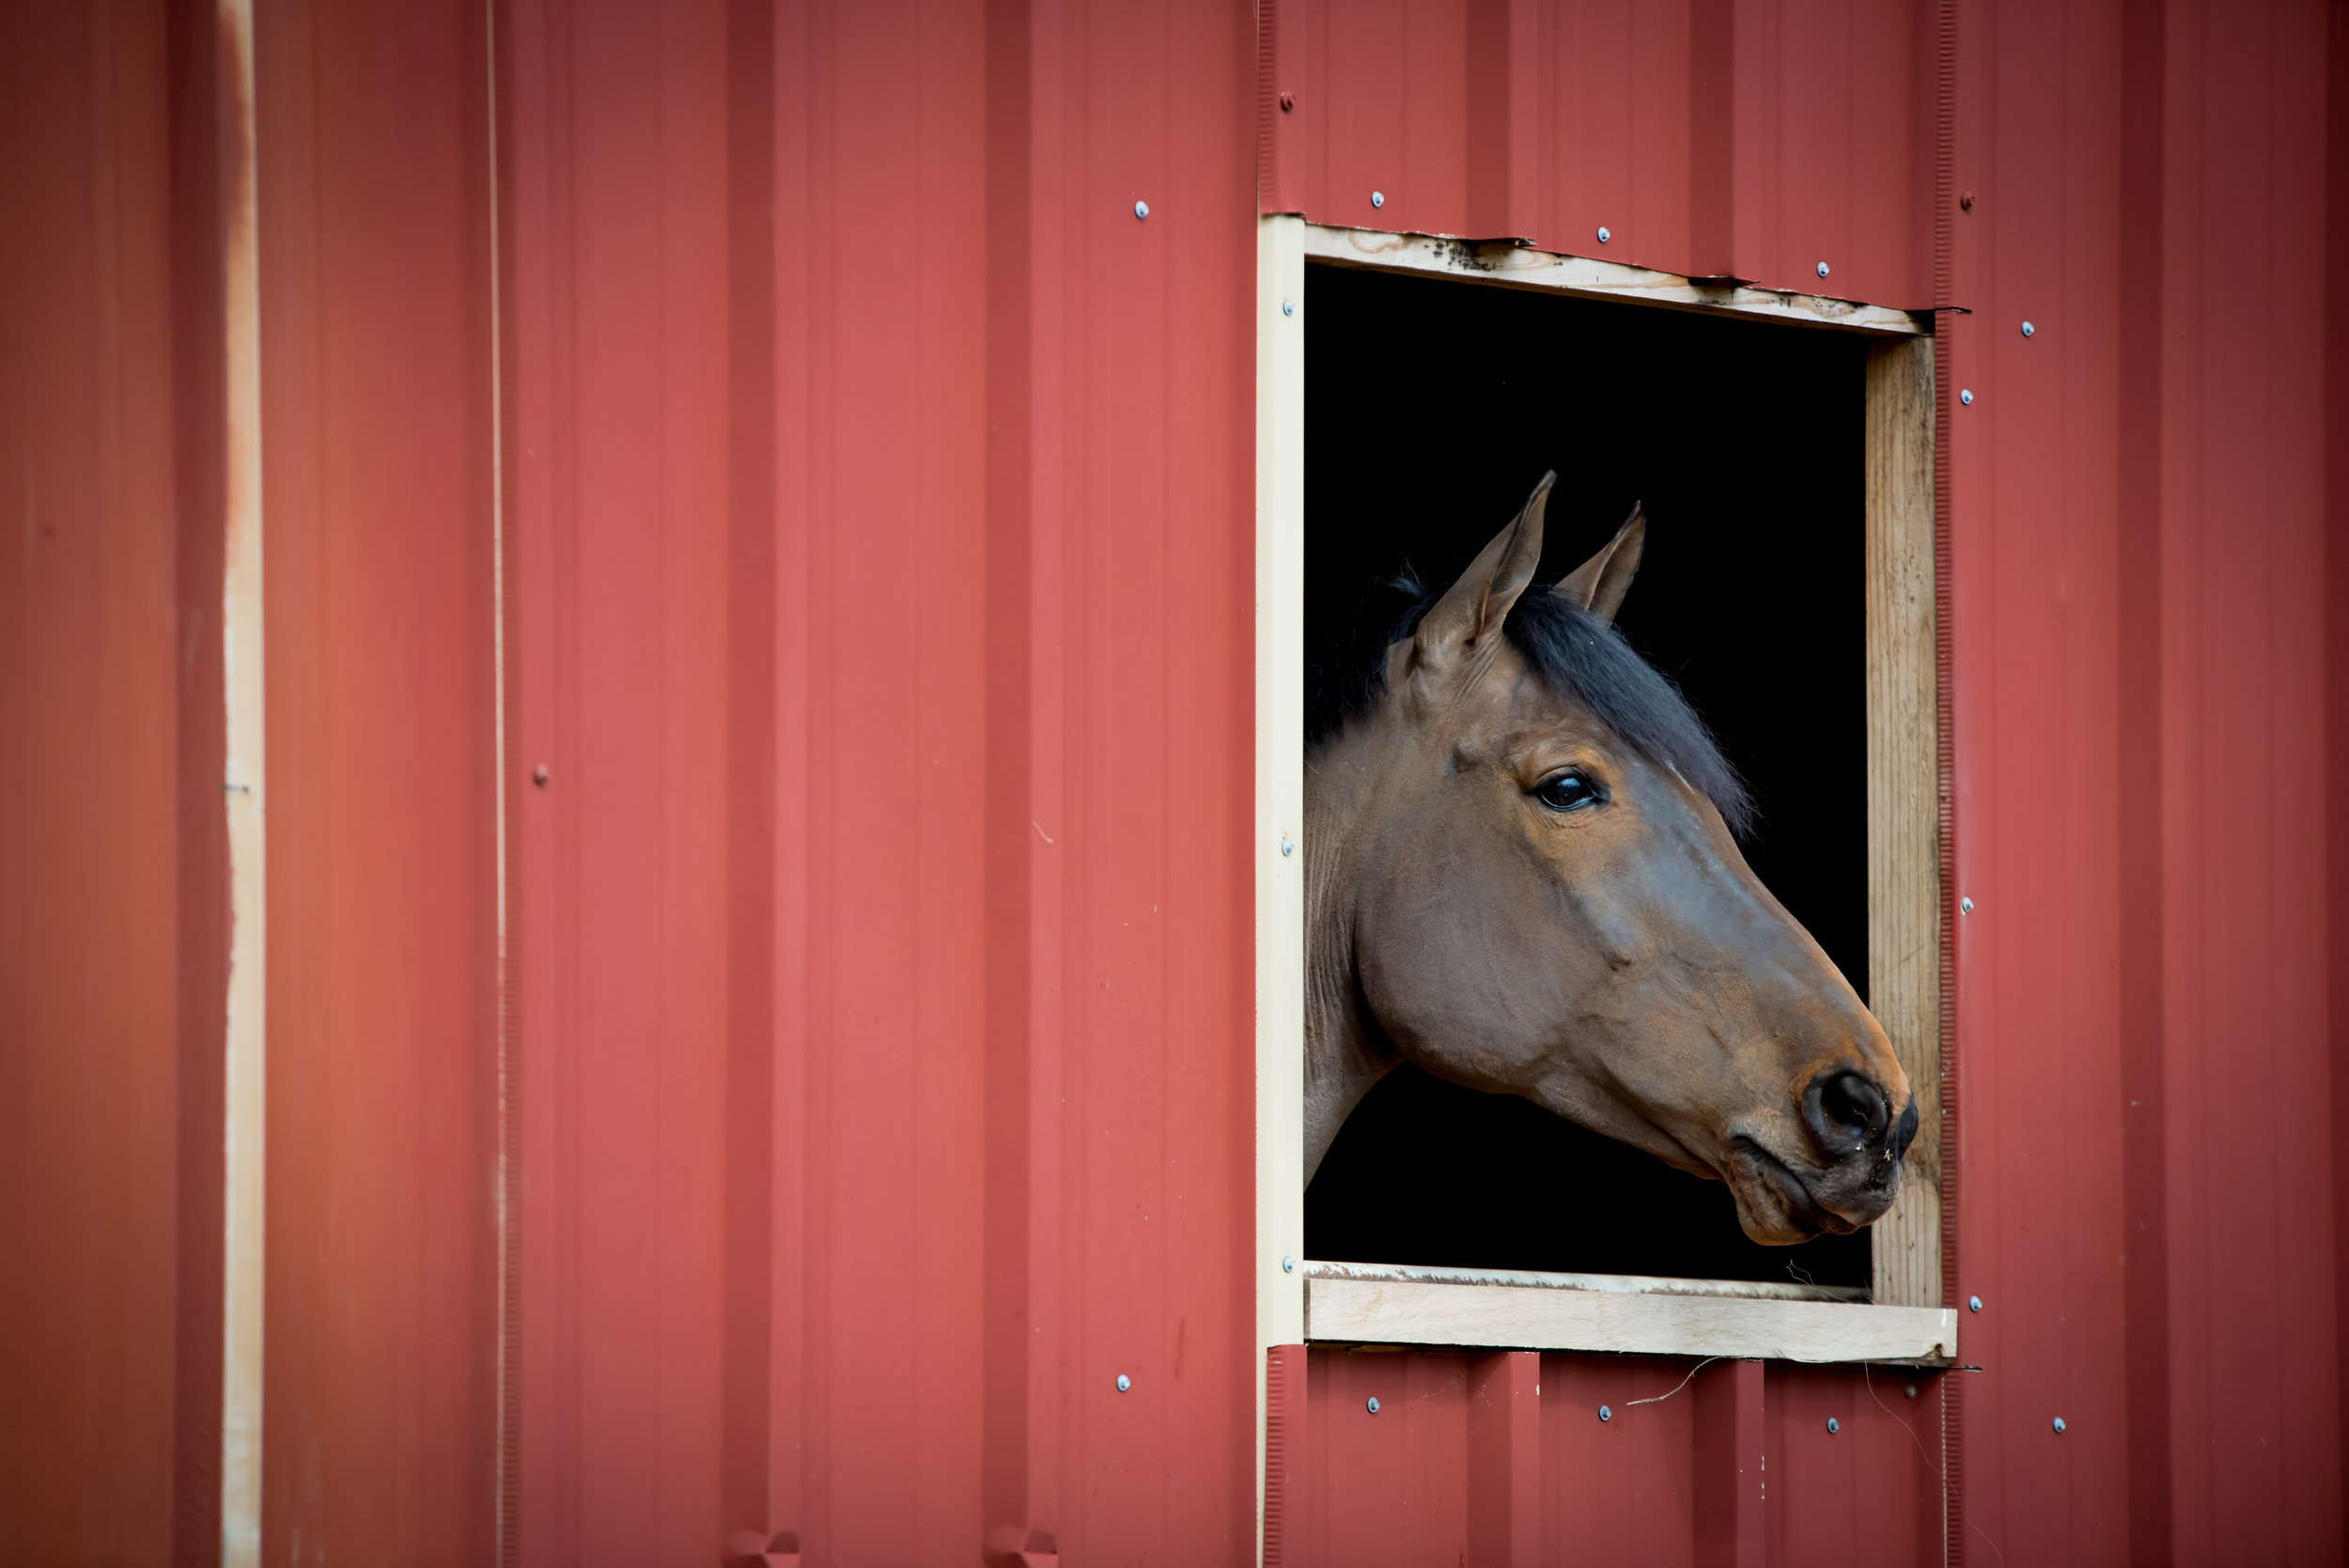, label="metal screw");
[1905,1384,1919,1400]
[2021,320,2035,337]
[1279,91,1295,112]
[1133,200,1149,220]
[1968,1296,1983,1312]
[1960,388,1974,406]
[1370,190,1385,209]
[1366,1396,1380,1414]
[2052,1417,2066,1434]
[1826,1417,1841,1435]
[1816,261,1830,278]
[1280,834,1295,858]
[1596,226,1611,243]
[1116,1374,1131,1392]
[532,764,550,788]
[1960,190,1975,210]
[1961,896,1974,914]
[1597,1405,1612,1422]
[1281,1255,1296,1274]
[1282,299,1296,317]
